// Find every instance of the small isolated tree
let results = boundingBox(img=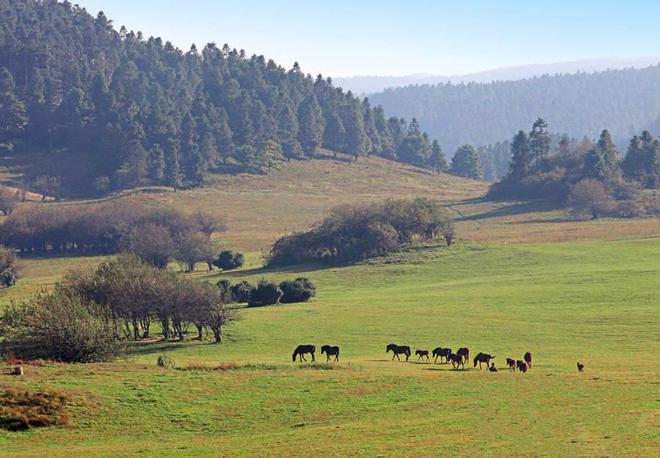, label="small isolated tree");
[451,144,483,179]
[212,250,244,270]
[176,233,215,272]
[279,278,316,303]
[0,187,18,215]
[229,281,254,303]
[0,245,18,288]
[568,179,614,219]
[247,279,283,307]
[0,289,122,362]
